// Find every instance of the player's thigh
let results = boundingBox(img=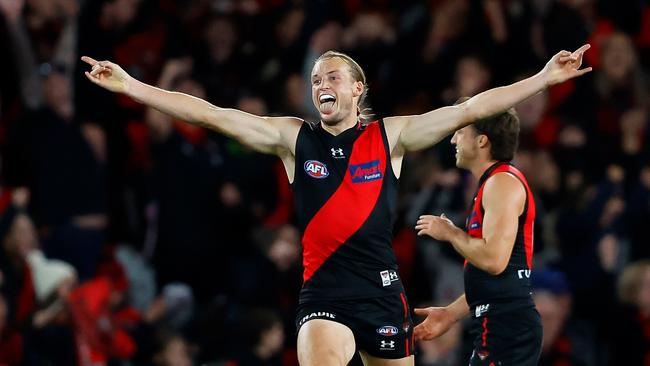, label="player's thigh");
[360,352,414,366]
[297,319,356,366]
